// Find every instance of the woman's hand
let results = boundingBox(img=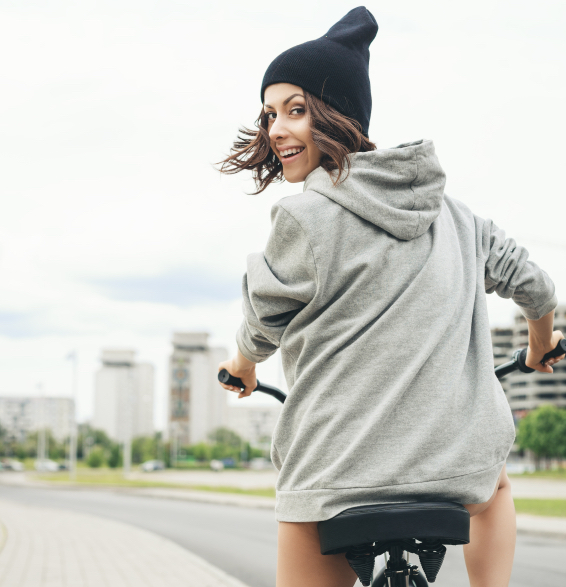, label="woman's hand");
[526,329,565,373]
[218,350,257,398]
